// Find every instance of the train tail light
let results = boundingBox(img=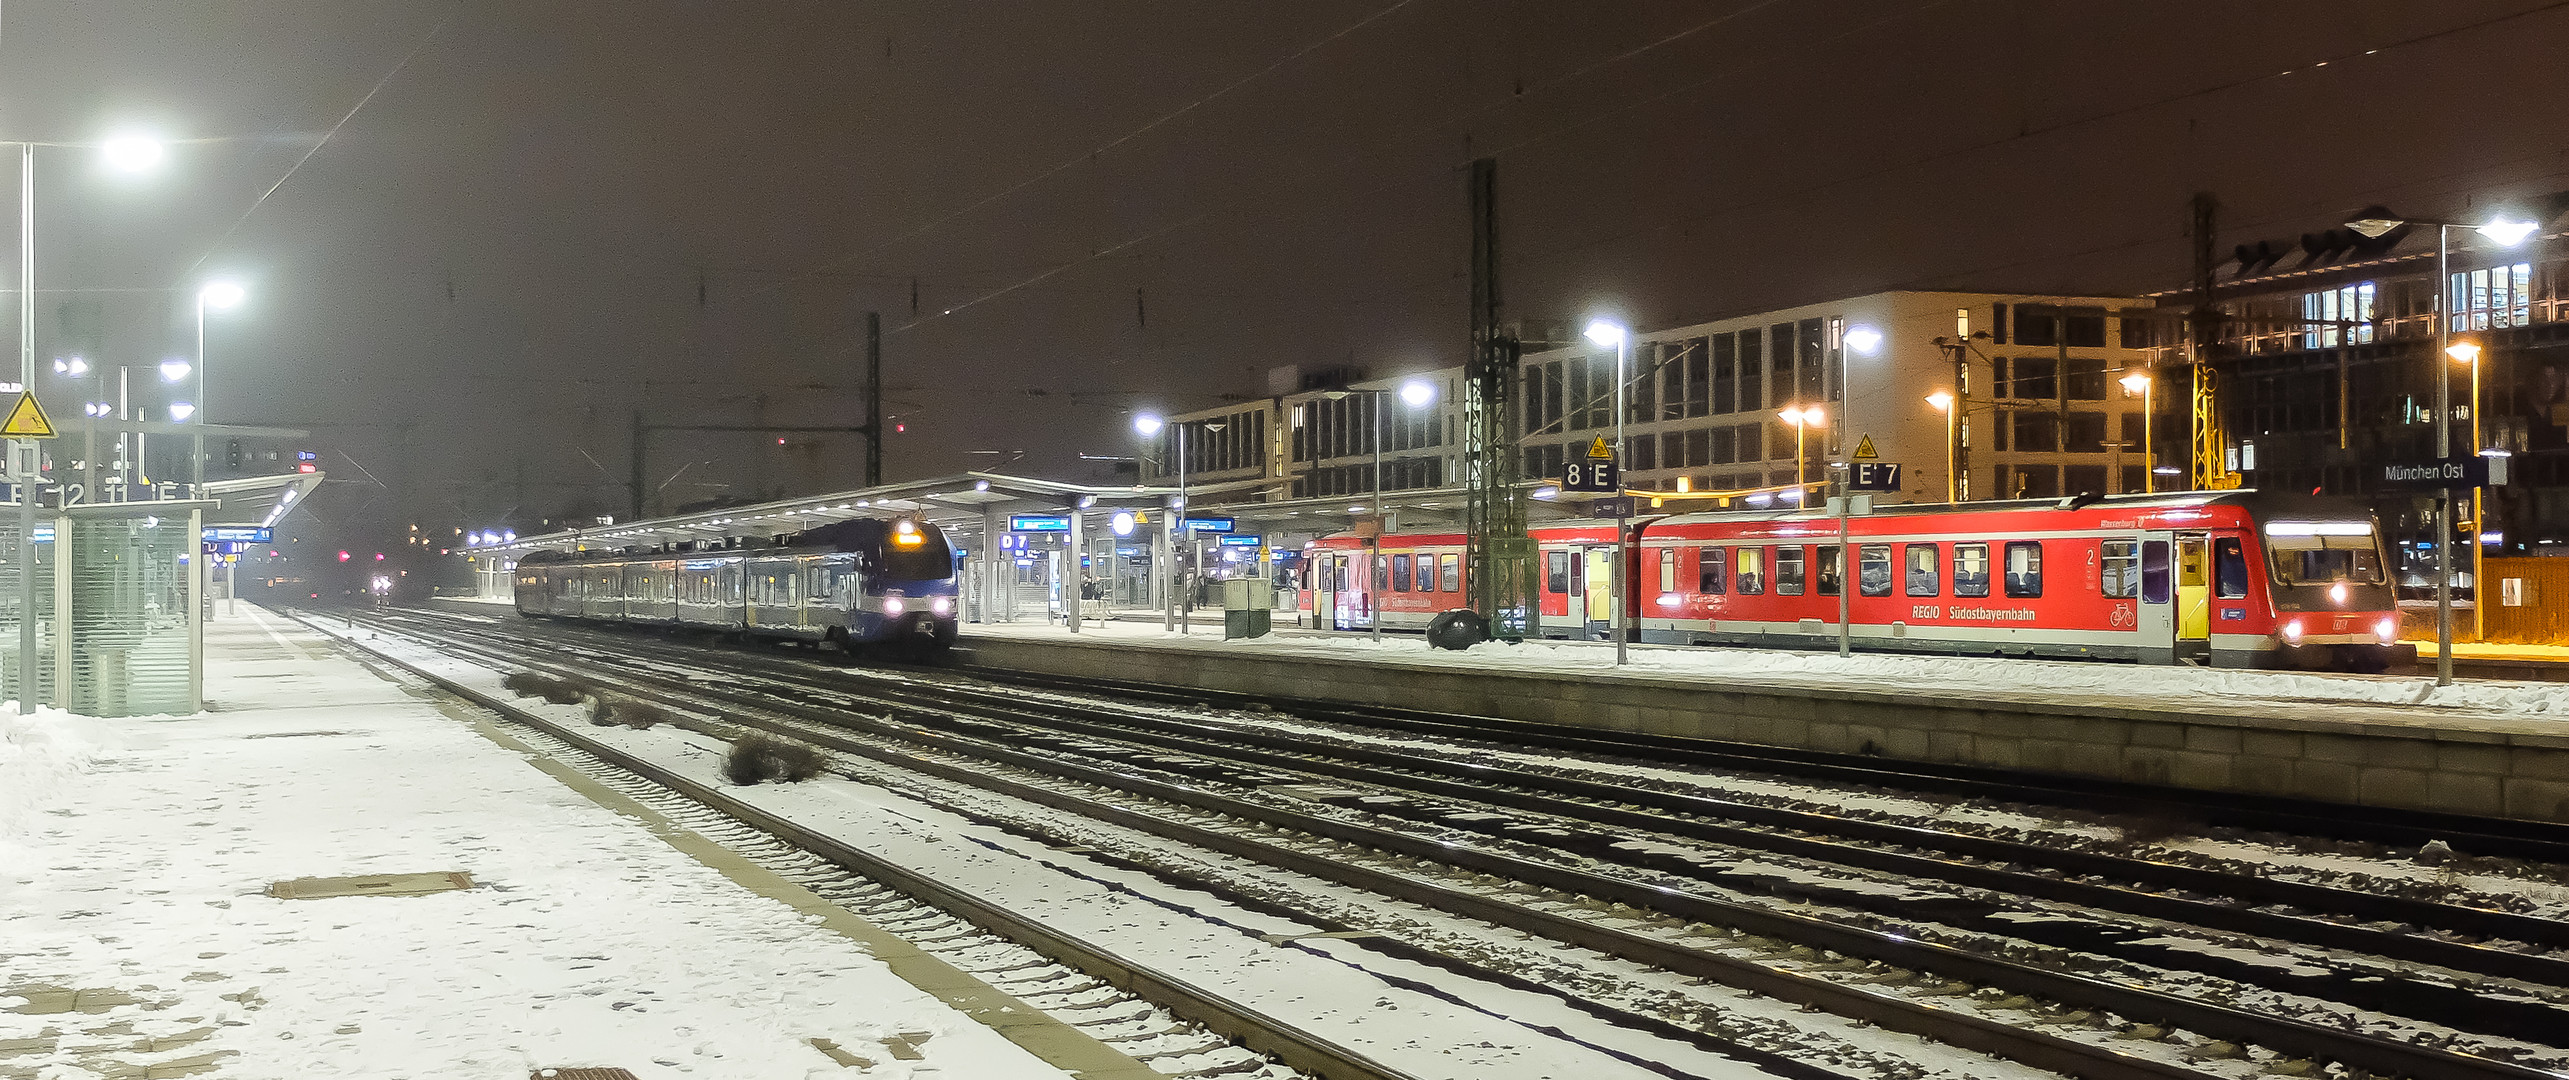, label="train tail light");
[2375,616,2399,644]
[2281,619,2305,645]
